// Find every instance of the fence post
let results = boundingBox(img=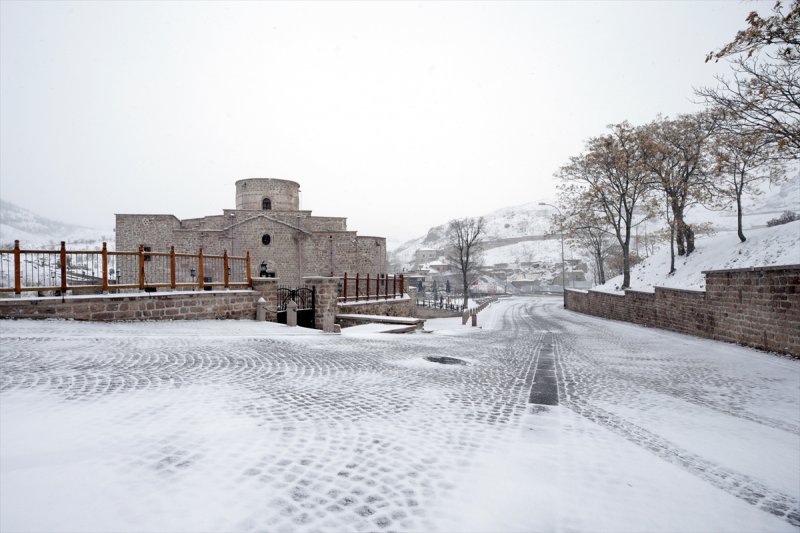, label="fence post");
[198,248,204,291]
[13,240,21,296]
[343,272,348,302]
[355,273,360,302]
[400,274,405,296]
[384,273,388,300]
[367,274,371,300]
[393,275,397,299]
[223,249,229,289]
[102,242,109,293]
[138,244,145,290]
[60,241,68,294]
[246,251,252,288]
[170,246,176,290]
